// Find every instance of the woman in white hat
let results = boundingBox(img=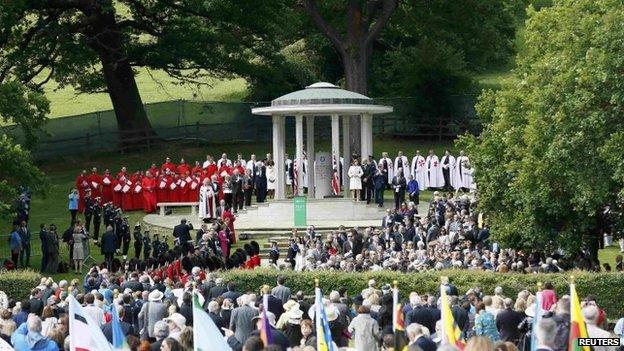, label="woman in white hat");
[138,290,167,341]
